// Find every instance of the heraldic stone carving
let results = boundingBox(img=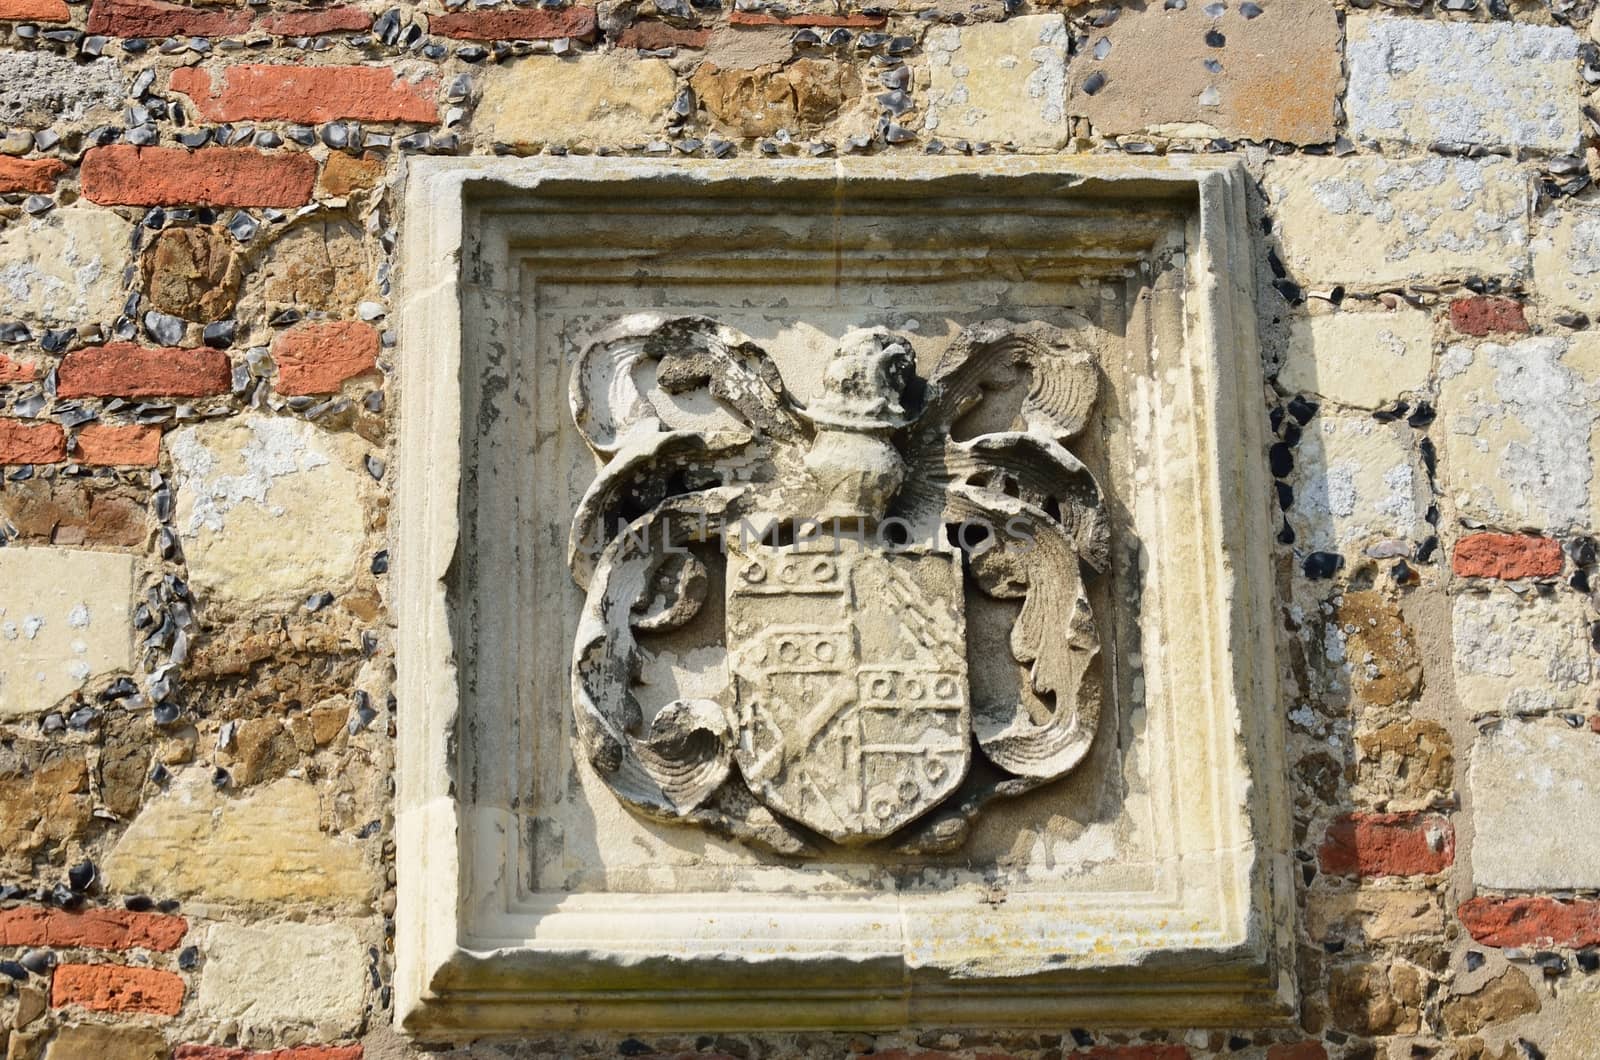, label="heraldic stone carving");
[567,315,1108,855]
